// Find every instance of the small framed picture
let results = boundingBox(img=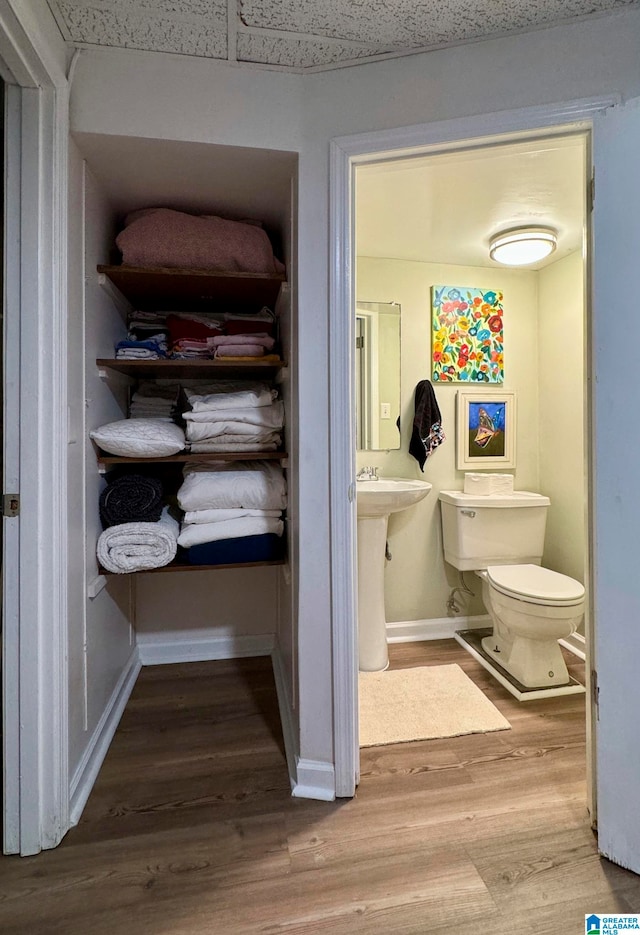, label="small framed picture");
[456,391,516,470]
